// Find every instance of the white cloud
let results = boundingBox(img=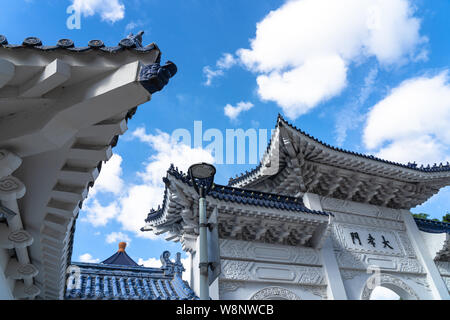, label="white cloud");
[113,129,213,239]
[237,0,427,119]
[224,101,254,121]
[363,70,450,165]
[217,53,237,69]
[203,53,237,86]
[80,128,213,240]
[72,0,125,23]
[138,257,161,268]
[370,286,400,300]
[79,253,100,263]
[90,154,124,196]
[106,231,131,244]
[81,199,119,227]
